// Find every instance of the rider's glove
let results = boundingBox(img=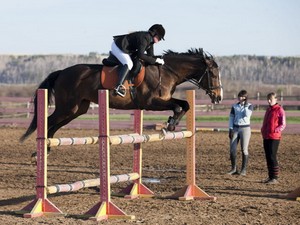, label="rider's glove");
[155,58,165,65]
